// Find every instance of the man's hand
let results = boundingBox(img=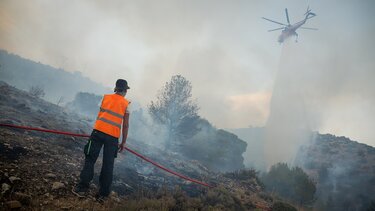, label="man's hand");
[118,142,126,153]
